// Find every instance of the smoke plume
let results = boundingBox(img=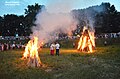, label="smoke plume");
[31,0,78,43]
[72,3,106,32]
